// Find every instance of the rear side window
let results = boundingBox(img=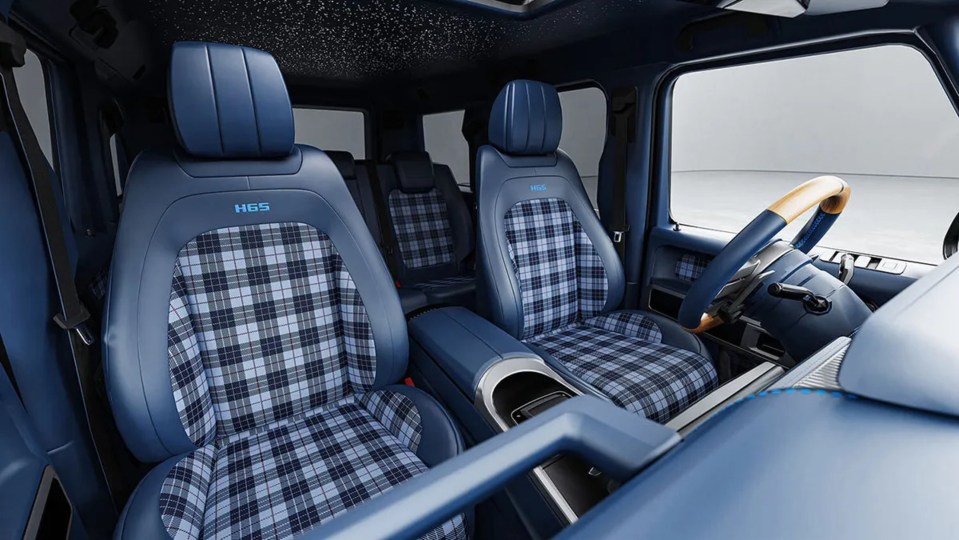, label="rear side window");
[294,108,366,158]
[558,87,607,208]
[423,109,469,187]
[14,49,55,166]
[670,45,959,264]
